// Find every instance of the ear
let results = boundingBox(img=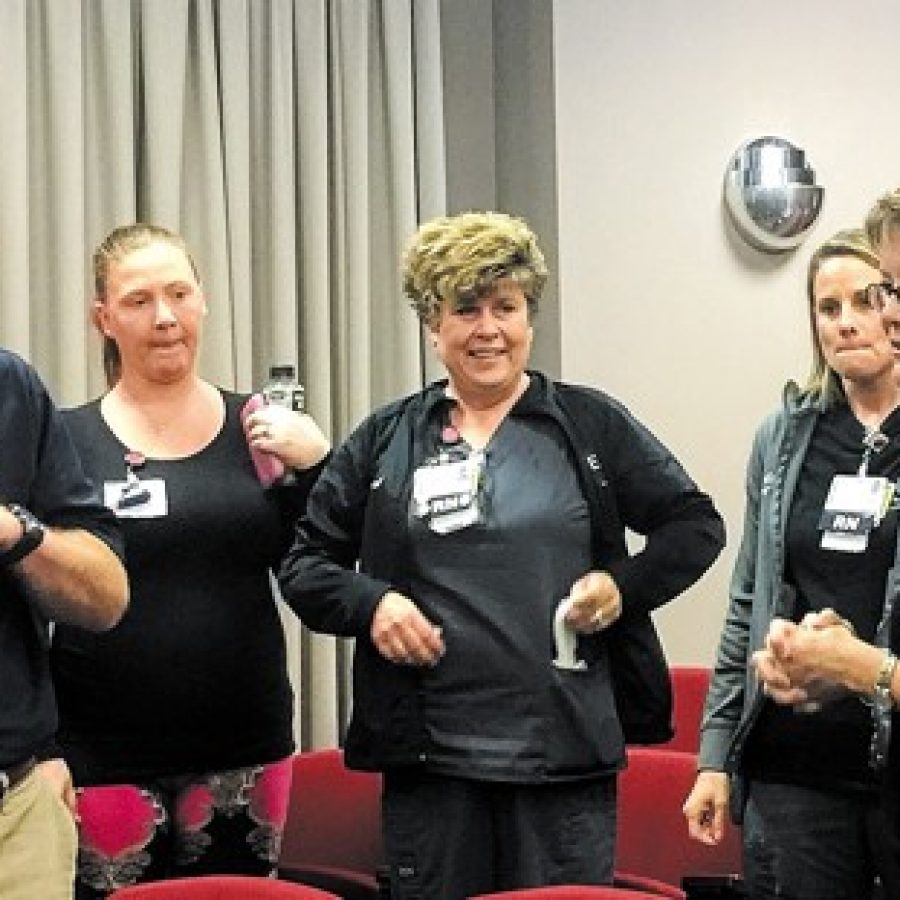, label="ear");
[92,299,112,337]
